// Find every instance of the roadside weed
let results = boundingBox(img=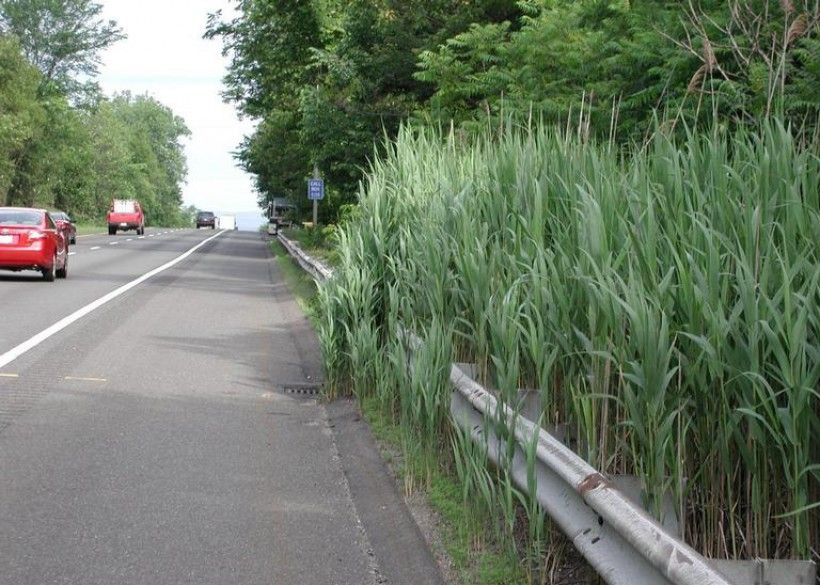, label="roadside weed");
[316,119,819,564]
